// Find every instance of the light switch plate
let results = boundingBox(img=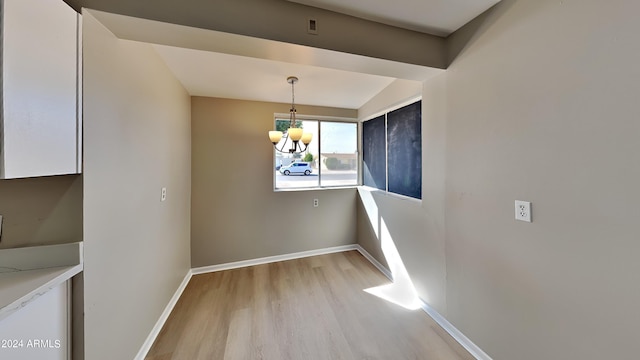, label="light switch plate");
[515,200,531,222]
